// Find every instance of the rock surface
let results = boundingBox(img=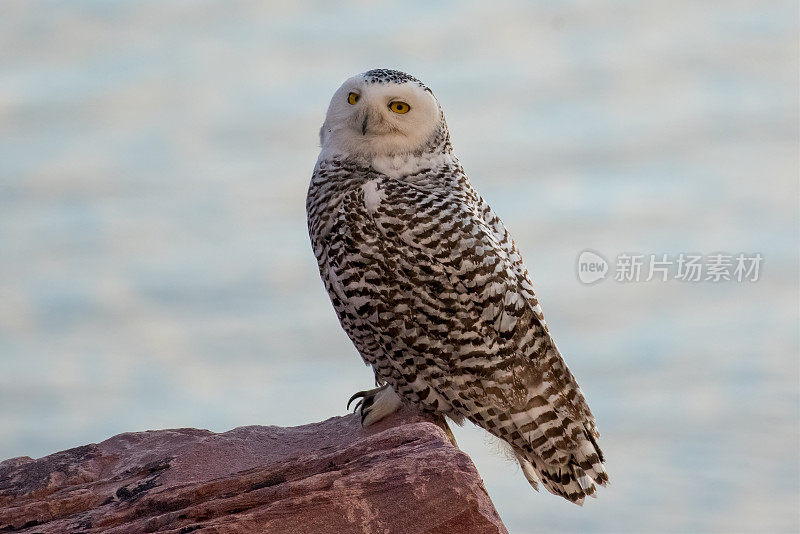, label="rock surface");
[0,409,507,533]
